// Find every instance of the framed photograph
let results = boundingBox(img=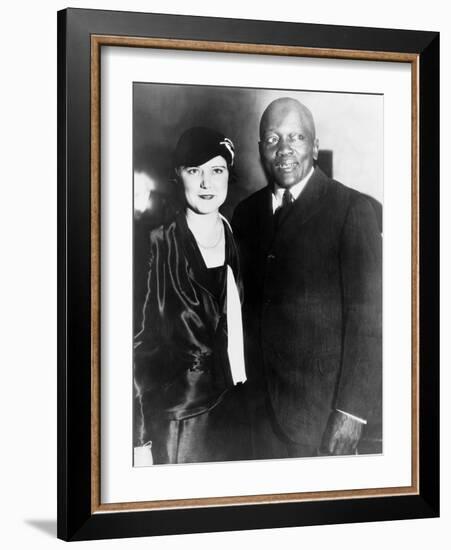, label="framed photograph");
[57,8,439,541]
